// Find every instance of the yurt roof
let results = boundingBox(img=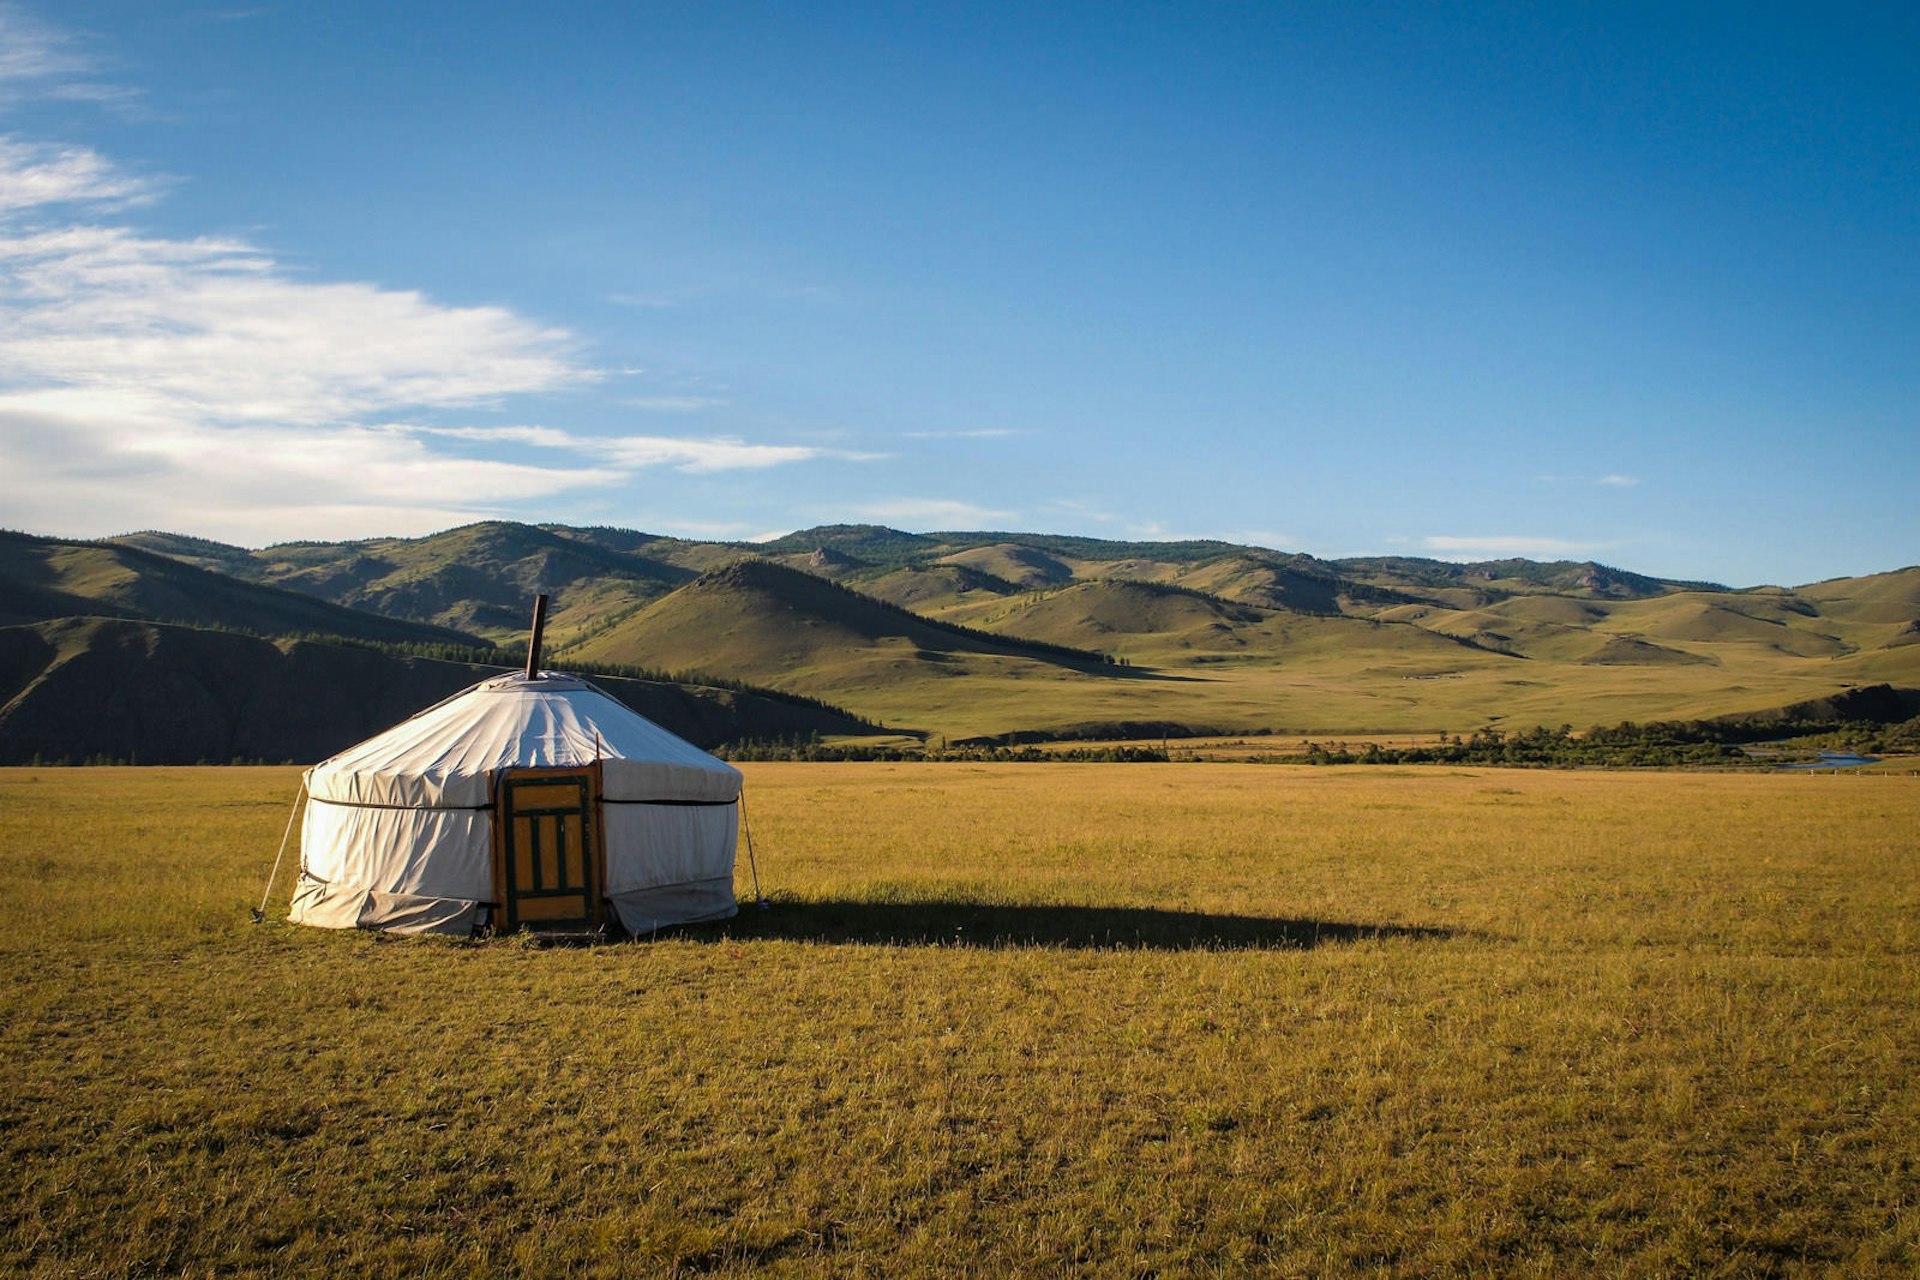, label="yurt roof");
[305,671,741,809]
